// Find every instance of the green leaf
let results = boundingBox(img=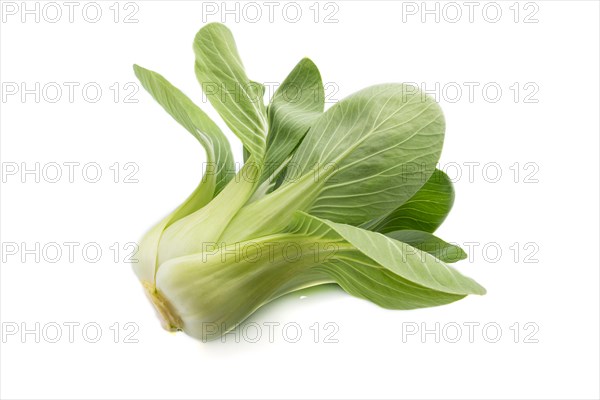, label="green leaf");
[248,59,324,201]
[384,230,467,263]
[133,65,235,196]
[194,23,268,160]
[263,58,324,180]
[132,64,235,284]
[287,212,485,297]
[298,84,445,225]
[363,169,455,233]
[220,84,445,242]
[316,256,467,309]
